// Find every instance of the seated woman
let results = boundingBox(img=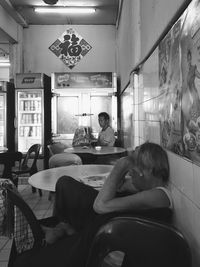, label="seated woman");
[14,142,172,267]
